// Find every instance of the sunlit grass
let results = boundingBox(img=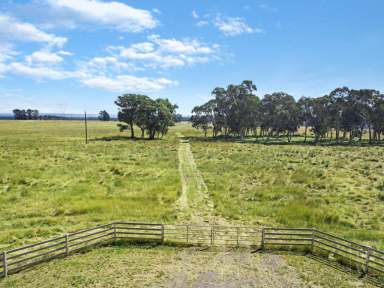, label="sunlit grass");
[0,121,382,287]
[0,120,180,249]
[190,131,384,249]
